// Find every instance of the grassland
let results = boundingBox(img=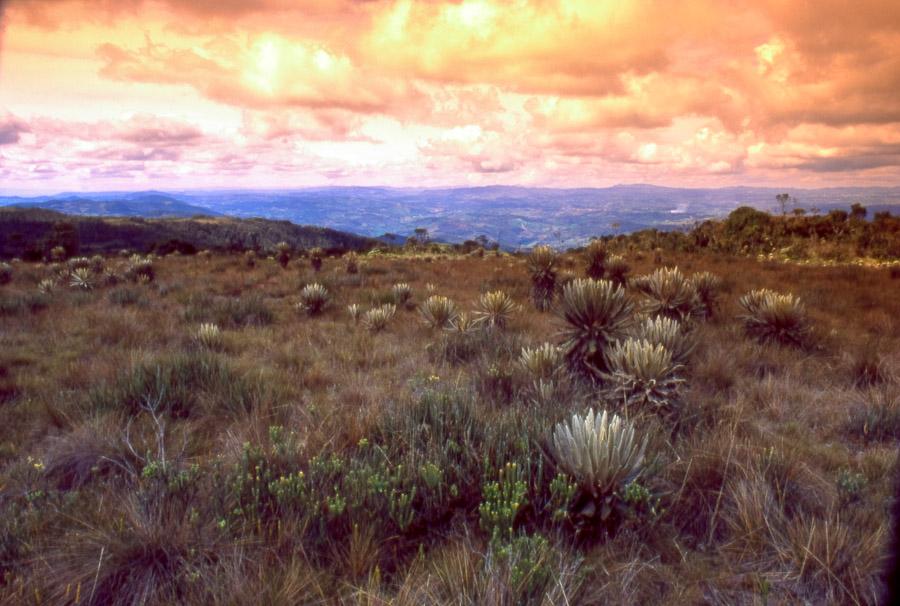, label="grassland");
[0,243,898,605]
